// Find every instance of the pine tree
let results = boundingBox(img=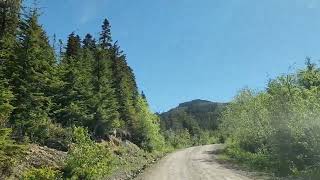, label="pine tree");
[53,33,93,127]
[83,33,96,51]
[99,18,112,49]
[110,42,139,134]
[0,2,24,174]
[0,0,20,37]
[86,20,120,138]
[141,91,147,100]
[0,1,20,124]
[90,48,119,138]
[9,10,56,142]
[65,32,81,59]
